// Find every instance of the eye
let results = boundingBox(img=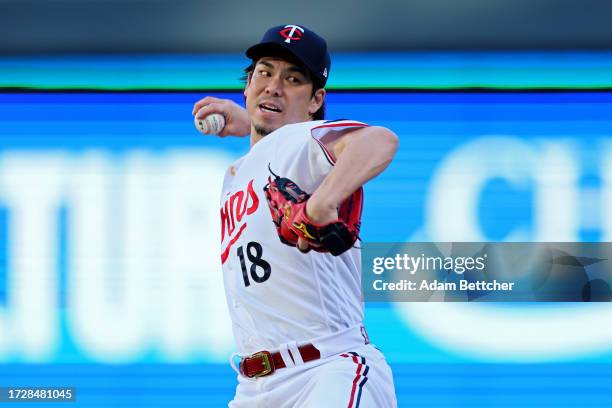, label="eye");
[287,76,302,84]
[257,69,271,77]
